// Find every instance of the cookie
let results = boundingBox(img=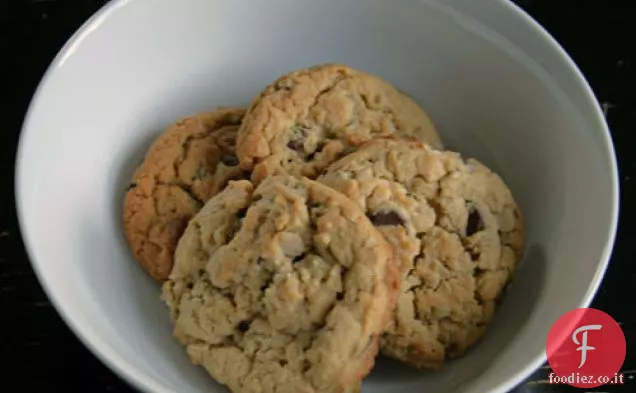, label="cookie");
[162,176,400,393]
[318,138,524,369]
[122,108,247,281]
[236,63,443,183]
